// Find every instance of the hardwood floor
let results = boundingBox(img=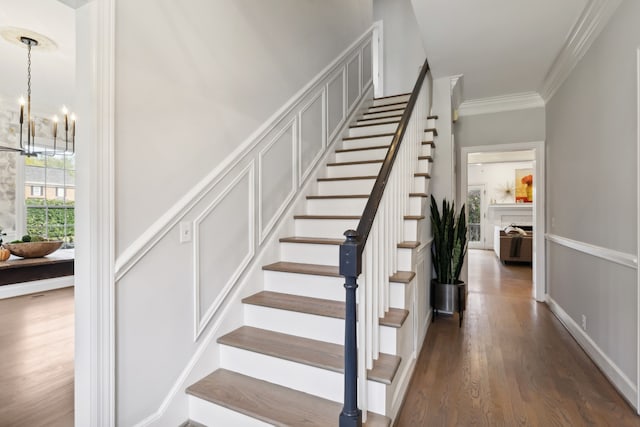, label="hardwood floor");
[0,287,74,427]
[395,249,640,426]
